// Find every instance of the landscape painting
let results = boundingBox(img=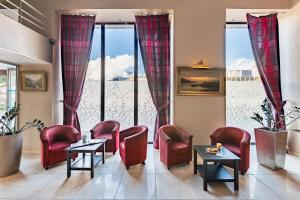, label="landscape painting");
[177,67,225,95]
[21,71,47,91]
